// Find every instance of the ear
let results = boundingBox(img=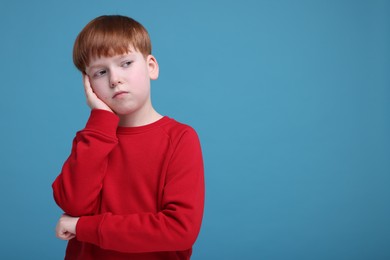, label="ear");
[147,55,159,80]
